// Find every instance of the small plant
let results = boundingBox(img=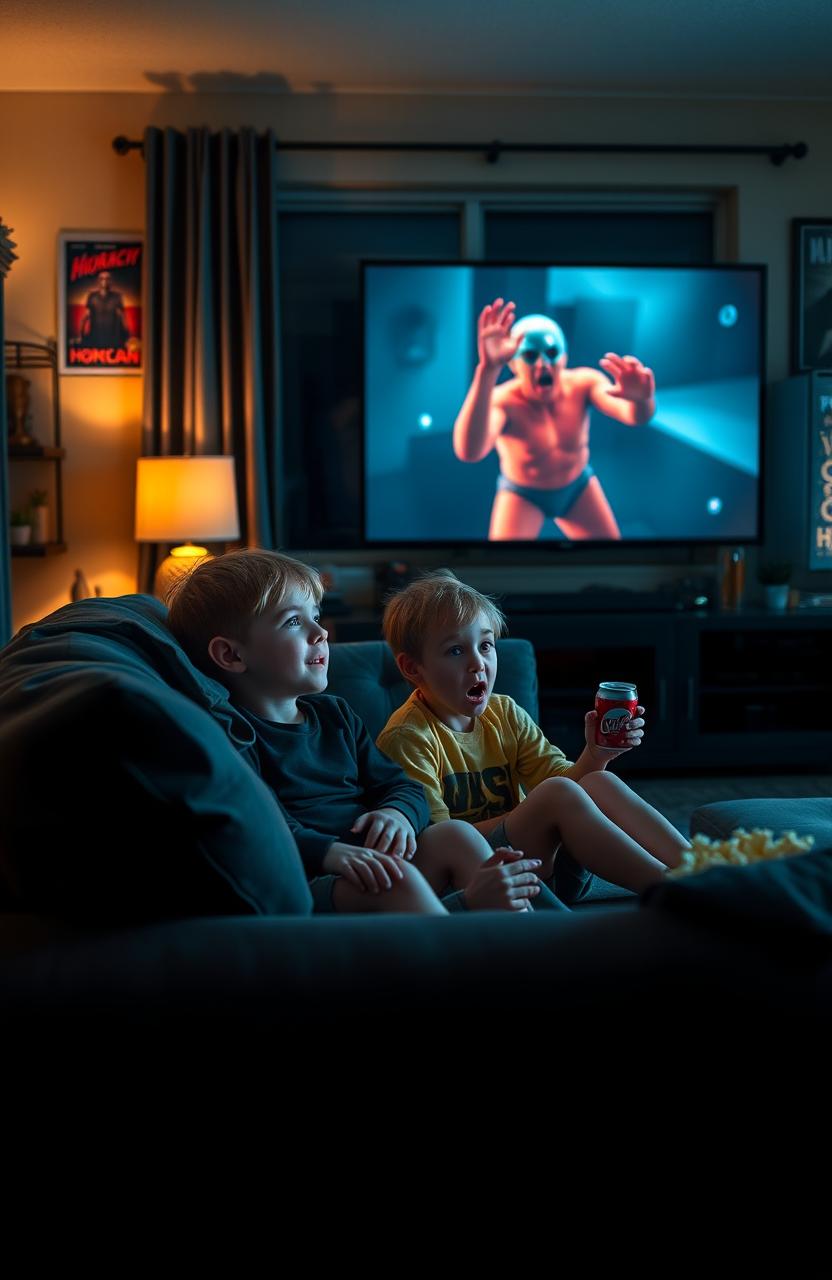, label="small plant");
[758,561,792,586]
[10,509,30,527]
[28,489,48,508]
